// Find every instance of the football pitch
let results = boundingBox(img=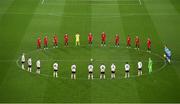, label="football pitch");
[0,0,180,103]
